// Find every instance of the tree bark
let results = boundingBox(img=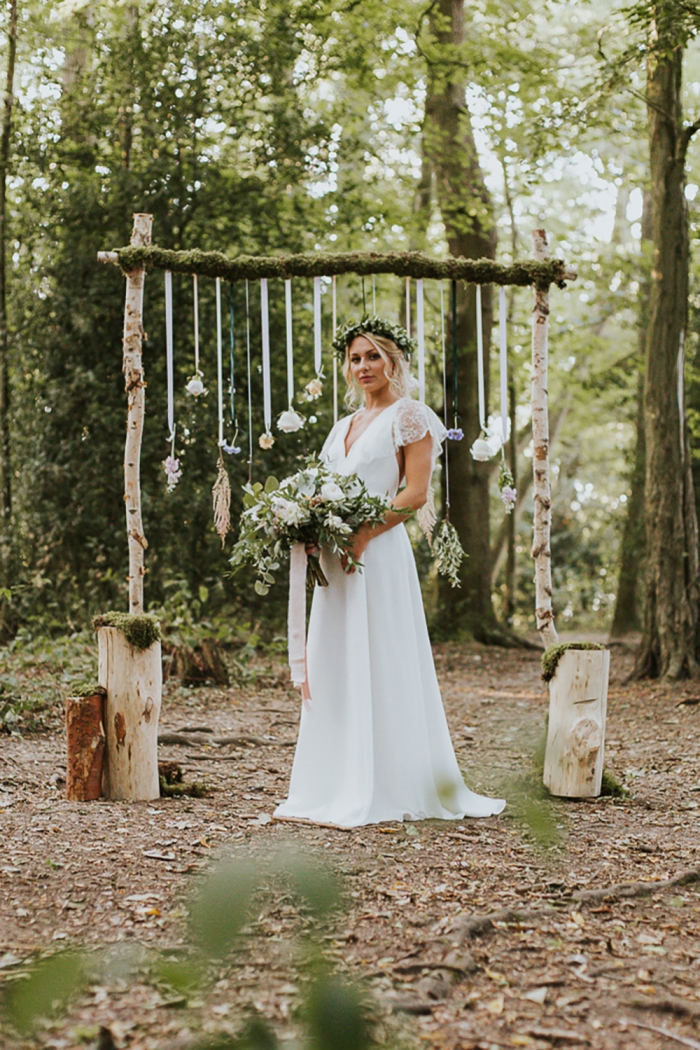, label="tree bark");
[122,213,153,614]
[65,692,106,801]
[610,192,652,639]
[424,0,498,640]
[530,230,558,649]
[544,649,610,798]
[98,627,161,801]
[0,0,18,579]
[634,17,700,679]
